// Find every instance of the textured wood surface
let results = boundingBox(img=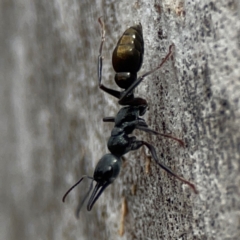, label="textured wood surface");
[1,0,240,239]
